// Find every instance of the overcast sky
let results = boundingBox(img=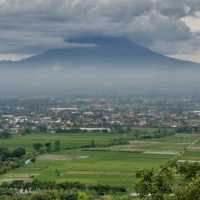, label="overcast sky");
[1,0,200,62]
